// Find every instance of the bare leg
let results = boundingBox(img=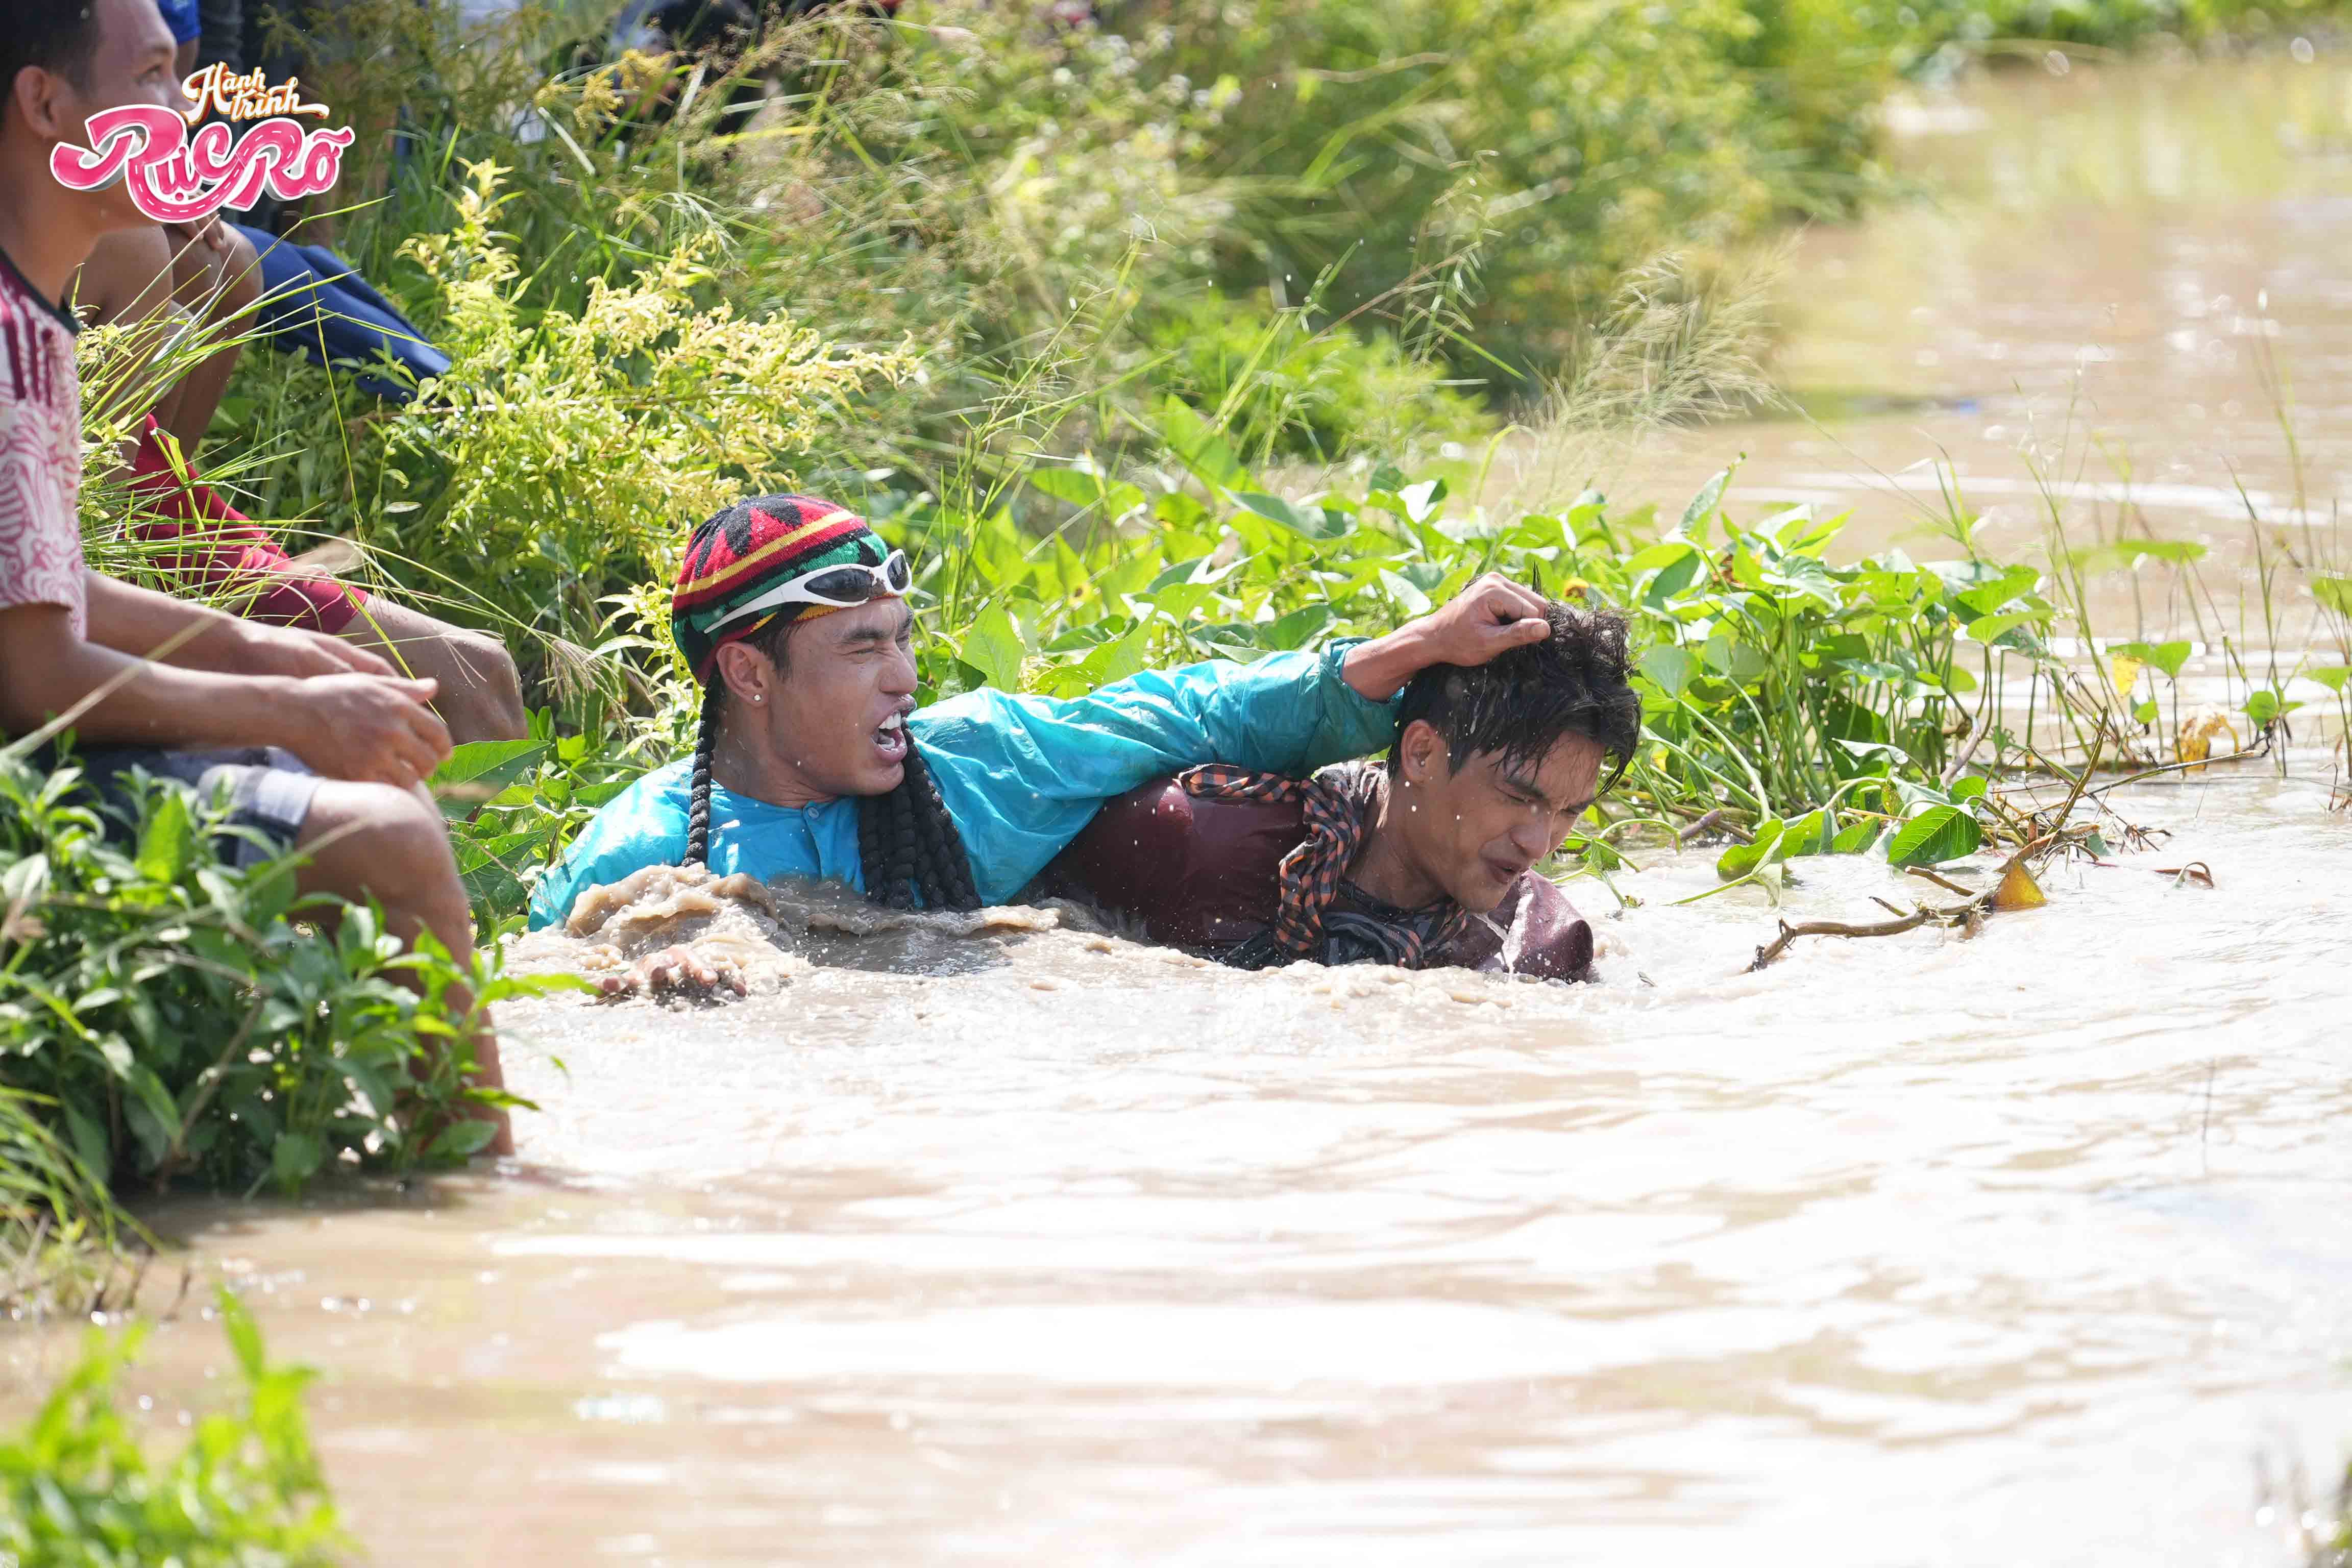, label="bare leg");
[75,223,261,458]
[294,779,511,1156]
[157,222,263,456]
[72,227,184,451]
[339,598,529,744]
